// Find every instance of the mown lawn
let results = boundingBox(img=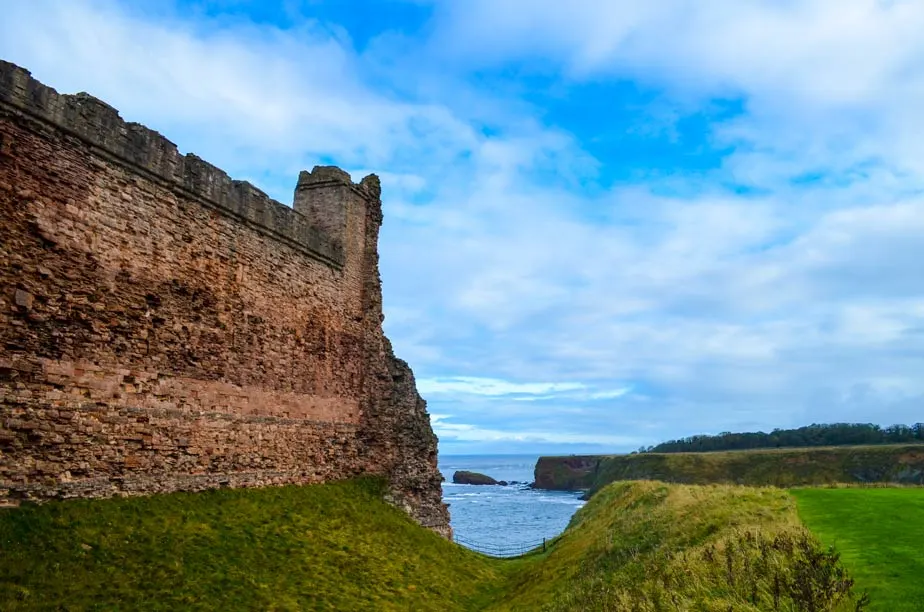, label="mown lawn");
[792,487,924,612]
